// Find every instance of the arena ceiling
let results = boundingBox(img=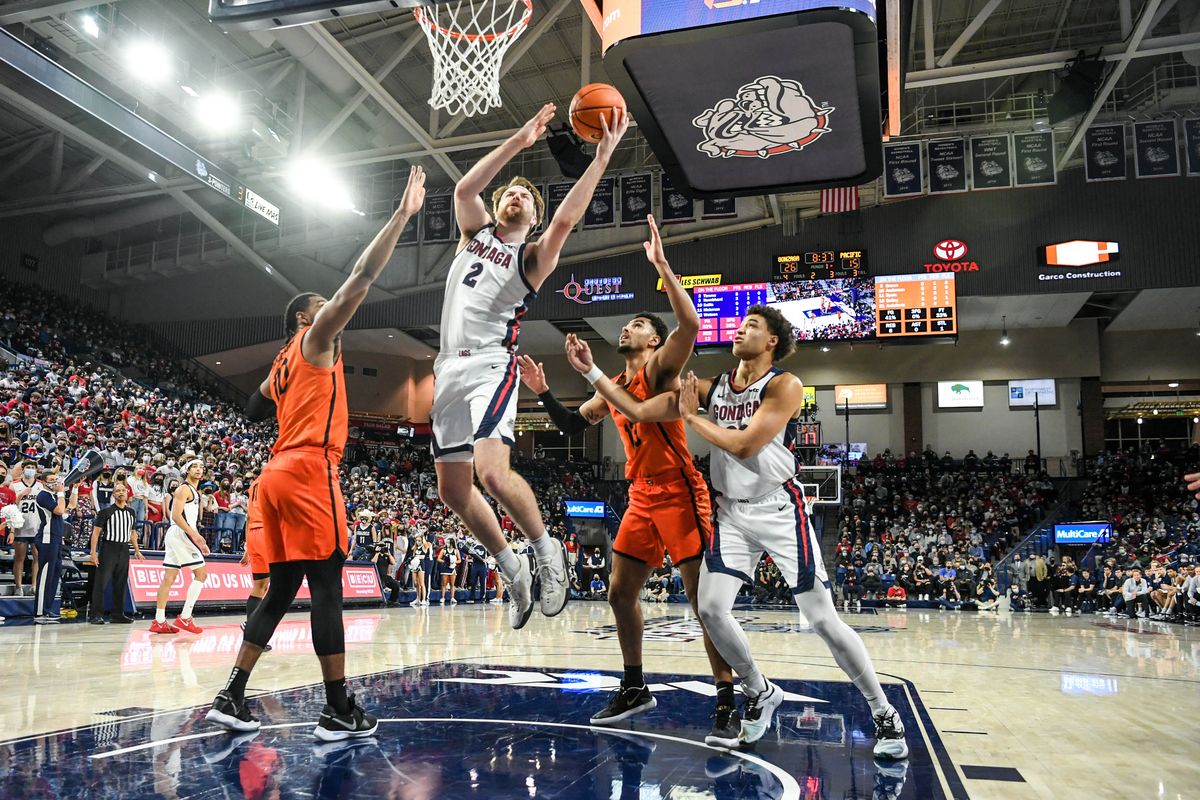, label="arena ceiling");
[0,0,1198,354]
